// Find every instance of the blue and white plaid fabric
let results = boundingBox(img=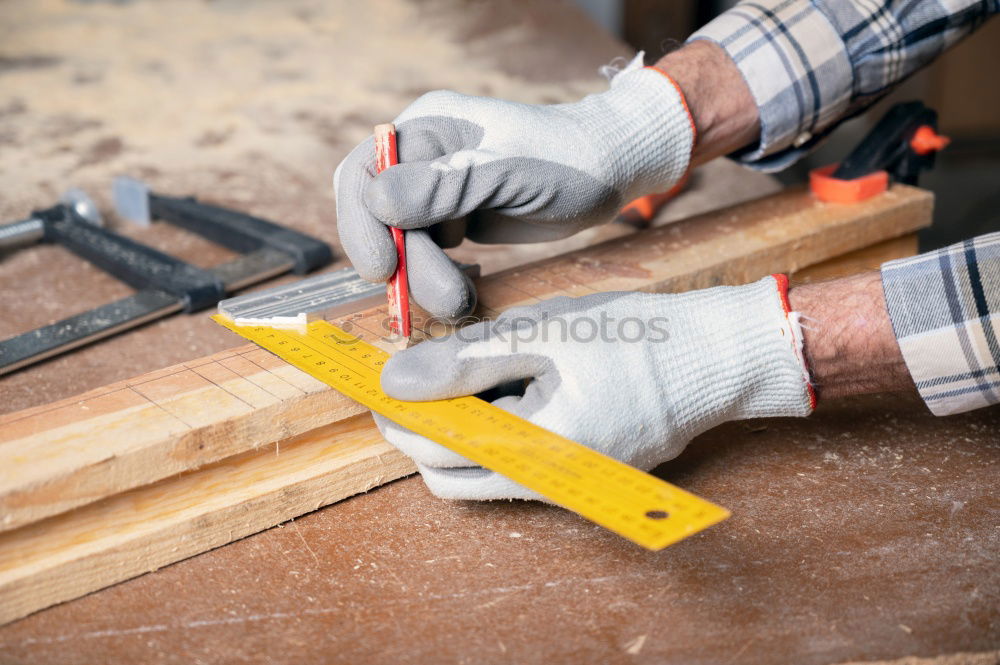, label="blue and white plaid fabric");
[690,0,999,171]
[692,1,999,414]
[882,232,1000,415]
